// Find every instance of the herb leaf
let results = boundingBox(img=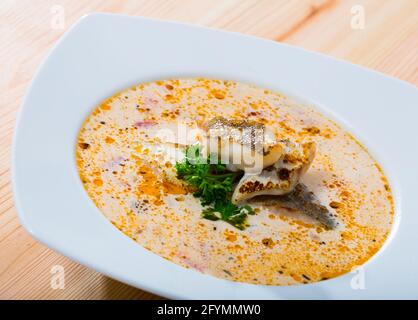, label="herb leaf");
[175,145,255,230]
[203,201,254,230]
